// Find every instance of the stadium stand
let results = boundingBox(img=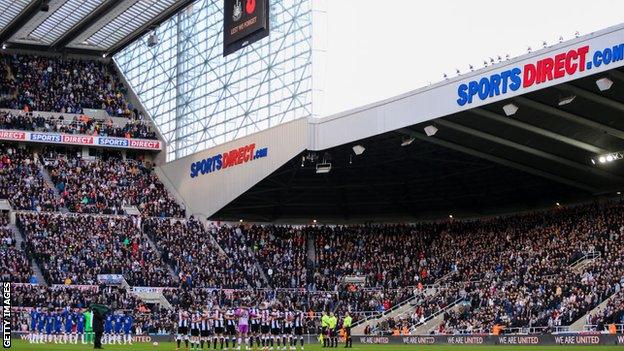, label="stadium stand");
[1,45,623,343]
[41,150,183,217]
[314,224,442,290]
[0,110,157,139]
[143,217,247,289]
[587,290,624,330]
[219,224,308,289]
[0,54,132,117]
[0,211,34,283]
[0,143,60,211]
[12,285,140,311]
[4,5,624,348]
[17,212,174,287]
[211,224,269,288]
